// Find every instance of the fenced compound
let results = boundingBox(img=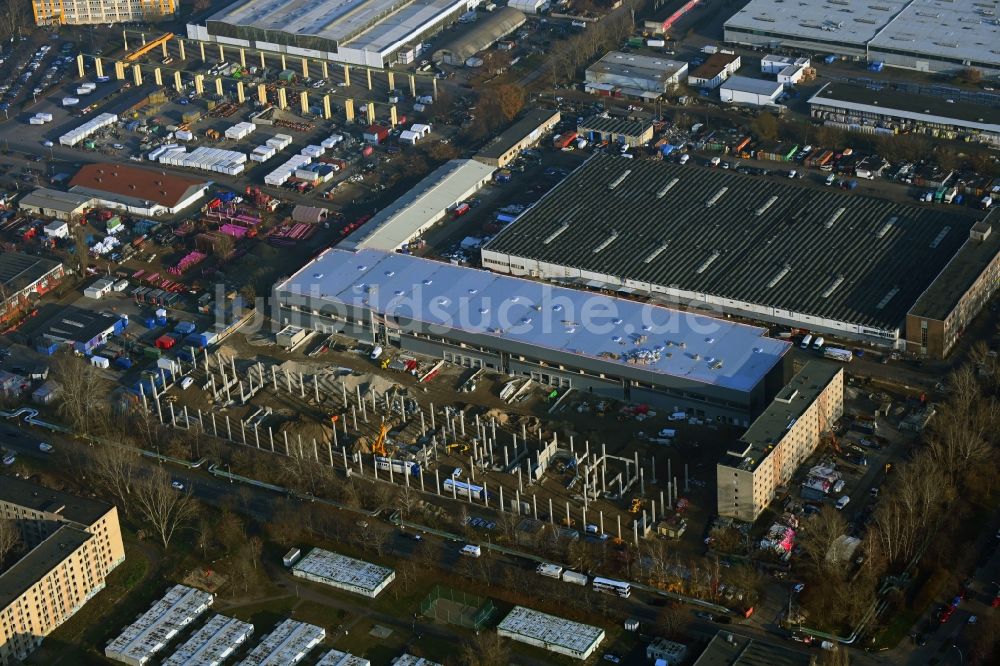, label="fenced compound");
[419,585,496,631]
